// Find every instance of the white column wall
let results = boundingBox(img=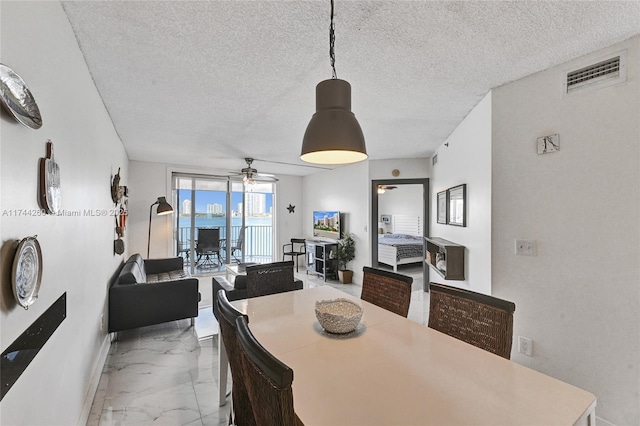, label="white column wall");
[0,2,128,424]
[492,37,640,425]
[430,92,493,293]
